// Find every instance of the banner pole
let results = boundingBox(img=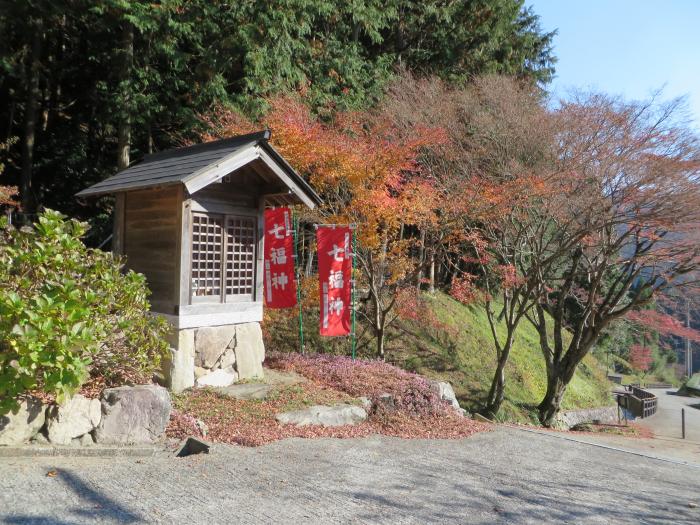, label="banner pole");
[293,214,305,354]
[351,227,357,361]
